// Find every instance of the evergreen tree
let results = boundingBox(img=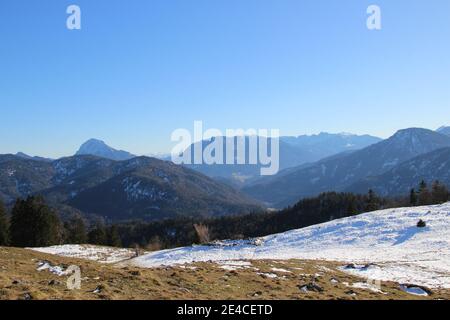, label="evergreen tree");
[64,214,88,244]
[431,181,449,204]
[88,221,107,245]
[10,196,62,247]
[0,200,9,246]
[365,189,380,212]
[107,225,122,247]
[409,188,418,206]
[418,180,431,205]
[346,197,358,215]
